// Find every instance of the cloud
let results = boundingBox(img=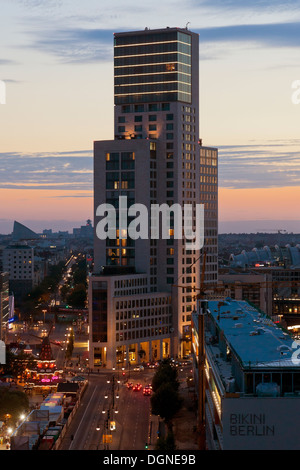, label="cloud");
[13,0,63,11]
[10,0,300,65]
[1,79,23,84]
[0,150,93,190]
[21,19,300,65]
[218,140,300,189]
[1,140,300,193]
[26,27,114,64]
[197,0,300,11]
[0,59,19,65]
[195,21,300,49]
